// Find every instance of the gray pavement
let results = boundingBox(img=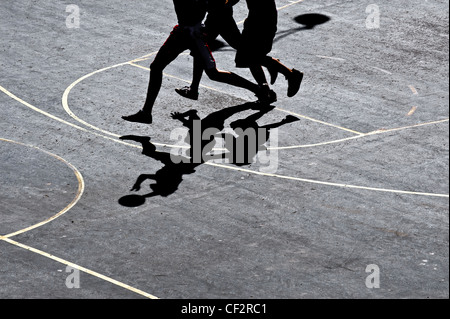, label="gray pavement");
[0,0,448,300]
